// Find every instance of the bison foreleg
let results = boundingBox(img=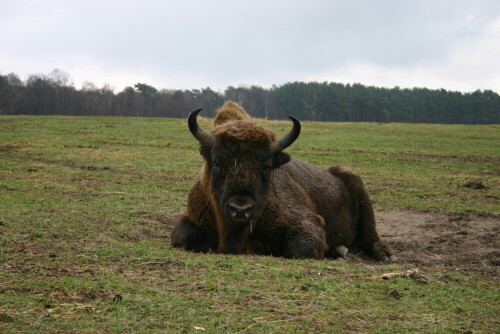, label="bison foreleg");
[283,220,328,259]
[171,215,217,252]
